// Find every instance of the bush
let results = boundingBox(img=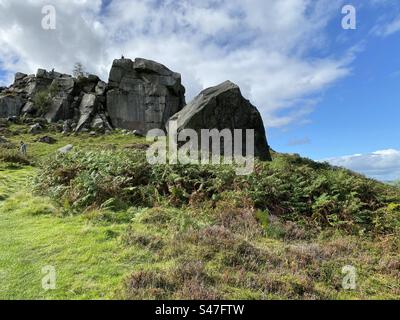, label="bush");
[33,91,51,115]
[33,83,58,115]
[34,149,400,235]
[0,149,30,165]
